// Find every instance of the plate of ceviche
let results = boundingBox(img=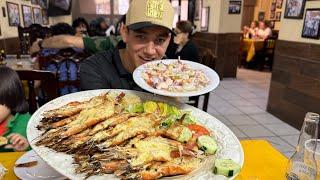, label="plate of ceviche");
[133,59,220,97]
[28,90,243,180]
